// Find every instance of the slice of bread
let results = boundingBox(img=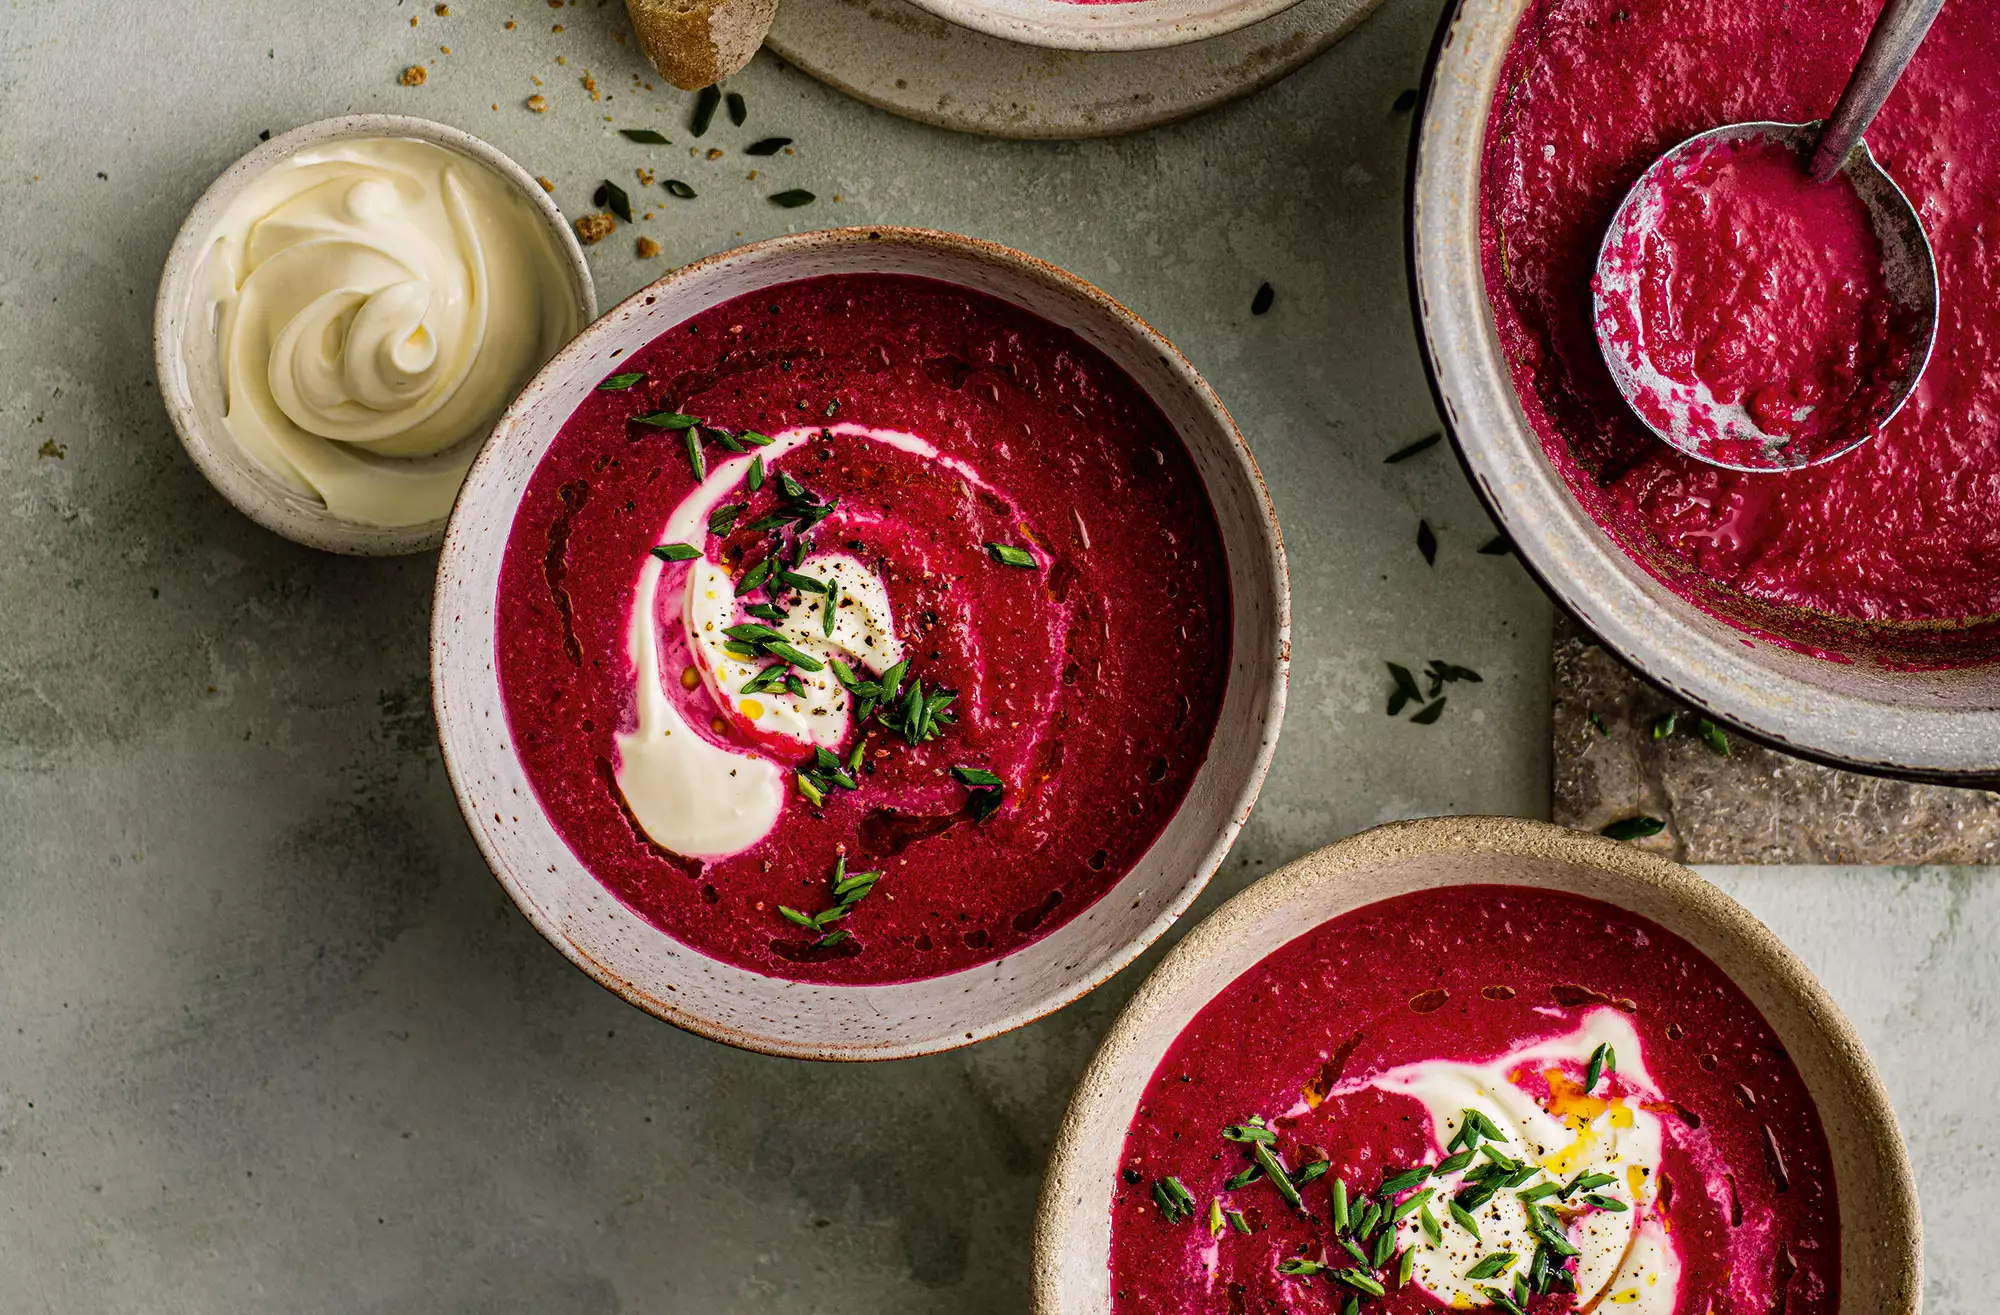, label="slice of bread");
[625,0,780,91]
